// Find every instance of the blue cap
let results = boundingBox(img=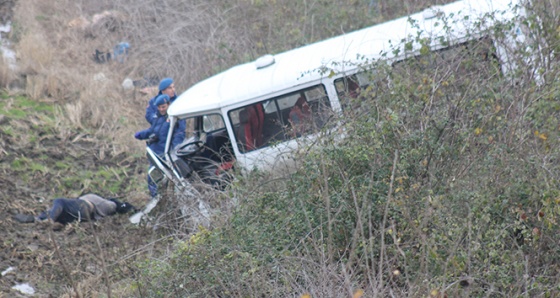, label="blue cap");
[158,78,173,92]
[155,94,170,106]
